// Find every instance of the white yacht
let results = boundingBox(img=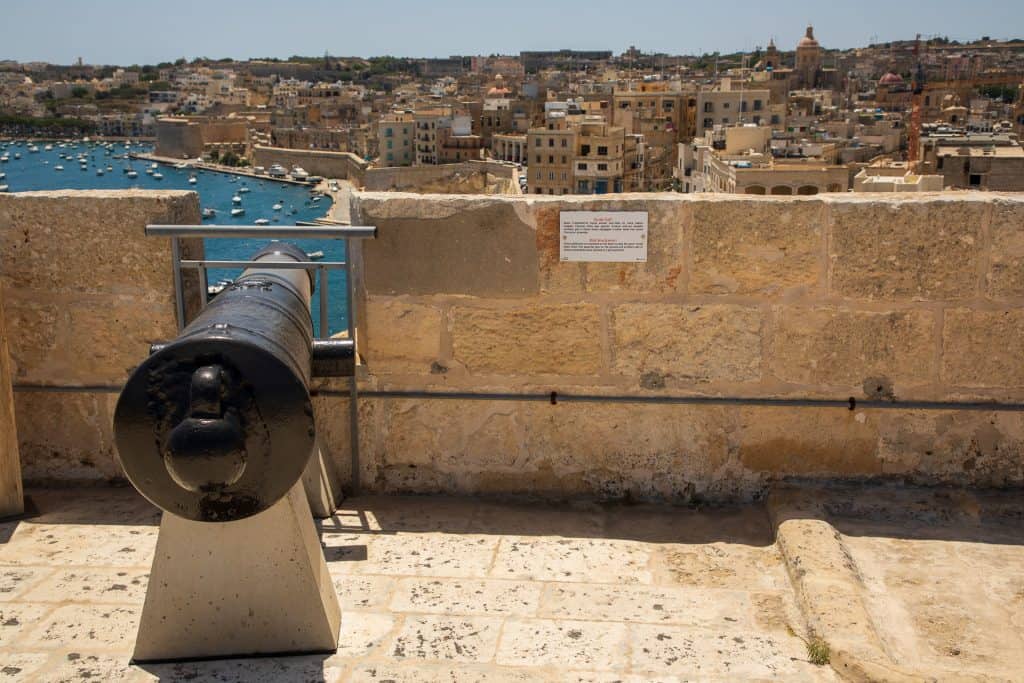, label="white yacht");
[202,208,217,218]
[126,170,138,178]
[188,175,197,185]
[55,165,64,171]
[290,166,310,181]
[230,207,245,217]
[272,203,283,211]
[231,195,241,204]
[153,172,163,180]
[96,168,104,176]
[238,185,250,193]
[254,218,270,225]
